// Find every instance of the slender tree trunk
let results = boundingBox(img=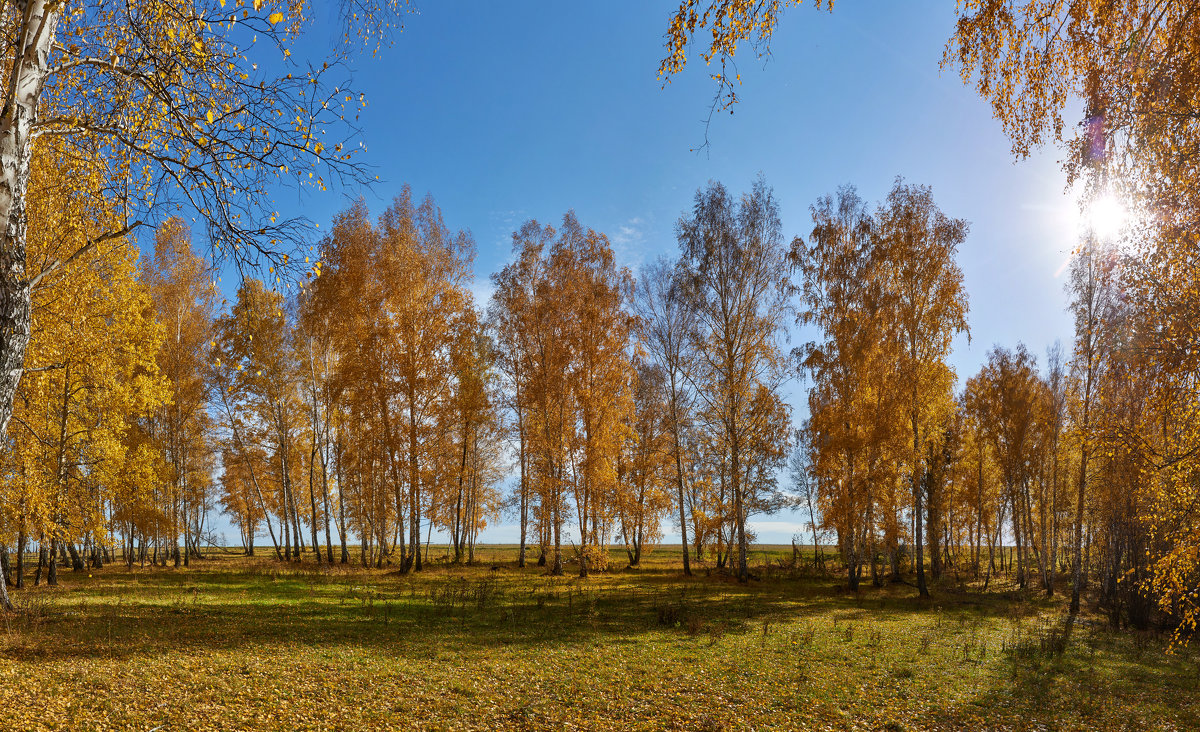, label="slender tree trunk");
[15,523,26,589]
[455,417,469,563]
[731,426,748,583]
[288,455,303,558]
[1071,449,1089,614]
[47,537,58,586]
[173,481,182,568]
[1011,491,1026,588]
[669,372,691,577]
[280,483,291,561]
[1030,480,1050,594]
[552,488,563,576]
[974,450,984,578]
[336,435,348,563]
[321,446,334,564]
[1049,441,1060,591]
[539,519,548,565]
[308,442,322,563]
[407,392,422,572]
[0,552,10,611]
[516,404,528,568]
[928,471,942,581]
[911,407,929,597]
[377,394,408,569]
[224,395,283,560]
